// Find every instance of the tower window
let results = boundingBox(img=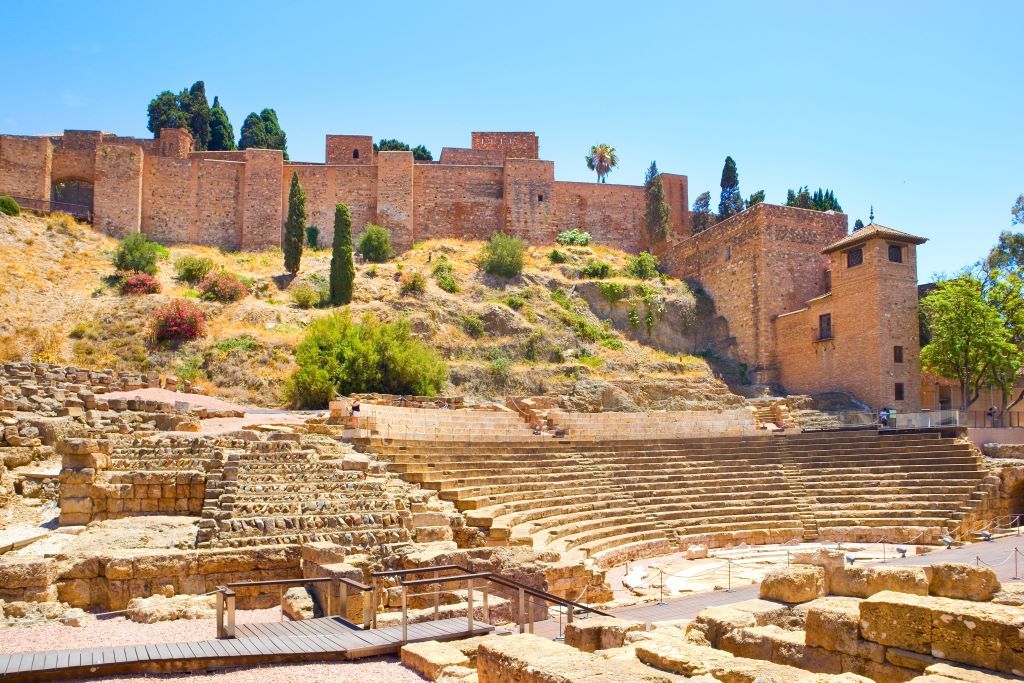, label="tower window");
[847,247,863,268]
[818,313,832,341]
[725,246,731,261]
[888,244,903,262]
[895,382,905,401]
[537,194,544,202]
[824,269,831,291]
[353,149,360,159]
[894,345,904,363]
